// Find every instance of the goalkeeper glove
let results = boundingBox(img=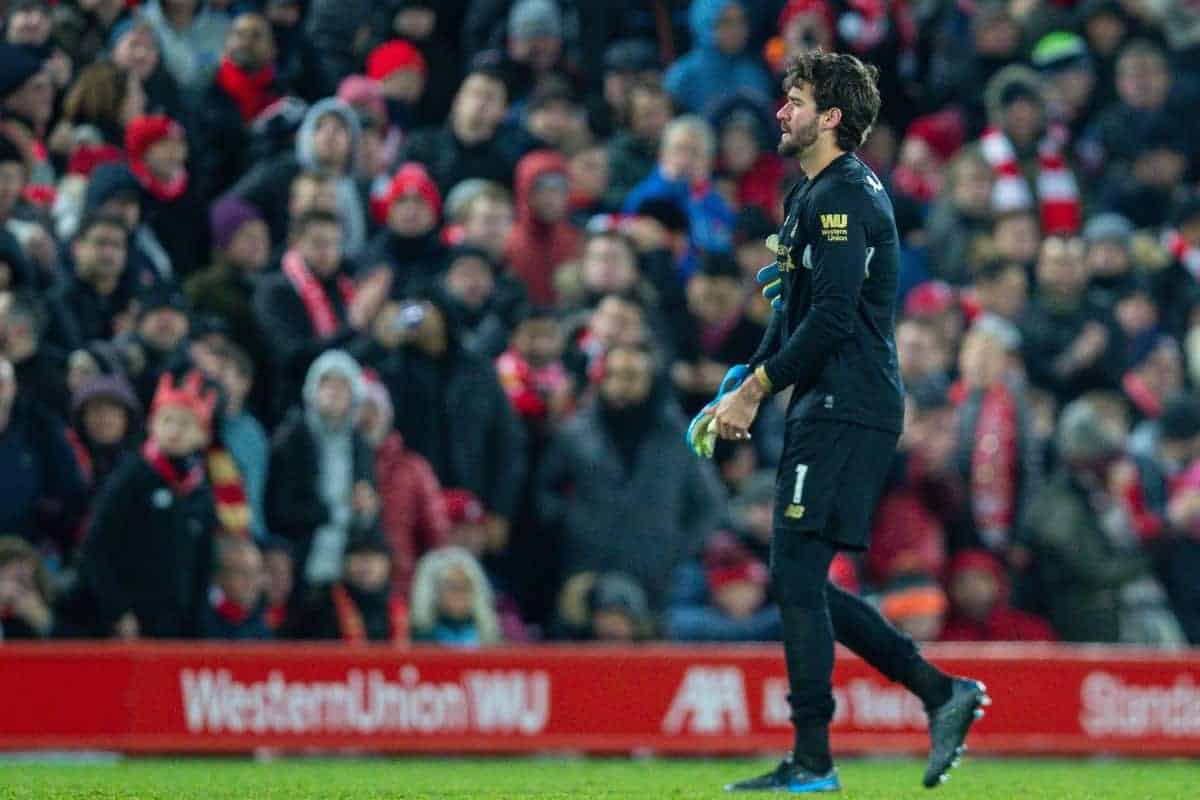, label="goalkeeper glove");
[686,364,750,459]
[757,263,783,310]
